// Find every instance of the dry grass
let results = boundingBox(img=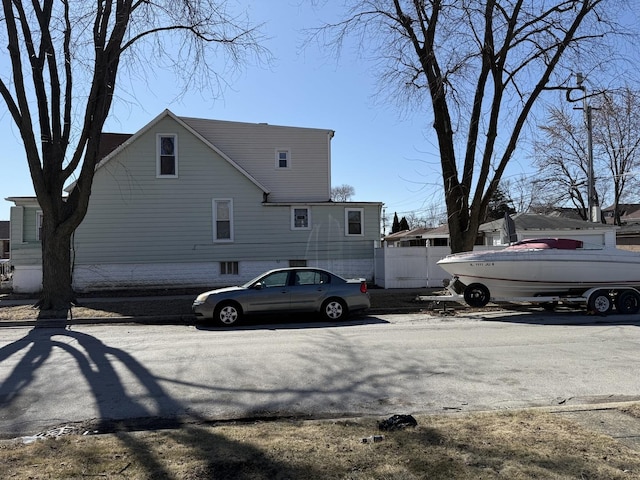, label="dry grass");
[622,404,640,420]
[2,410,639,479]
